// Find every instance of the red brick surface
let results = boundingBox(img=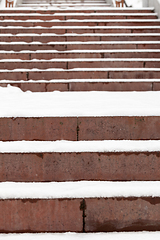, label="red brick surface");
[0,199,82,233]
[109,71,160,79]
[0,44,66,51]
[0,62,67,70]
[0,53,30,60]
[29,71,108,80]
[69,82,152,91]
[30,52,102,60]
[101,36,160,41]
[153,82,160,91]
[68,61,143,69]
[85,197,160,232]
[0,36,33,42]
[78,117,160,140]
[0,152,160,182]
[0,117,77,141]
[0,9,154,13]
[103,52,160,58]
[0,72,27,81]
